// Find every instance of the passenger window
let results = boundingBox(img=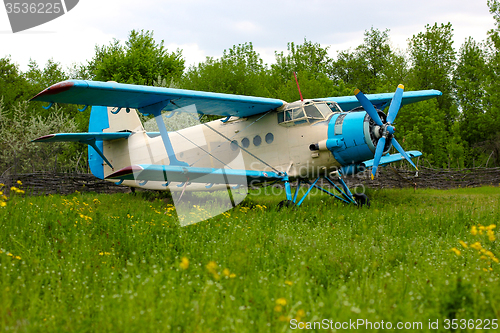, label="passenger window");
[241,138,250,148]
[230,140,239,151]
[265,133,274,144]
[253,135,262,146]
